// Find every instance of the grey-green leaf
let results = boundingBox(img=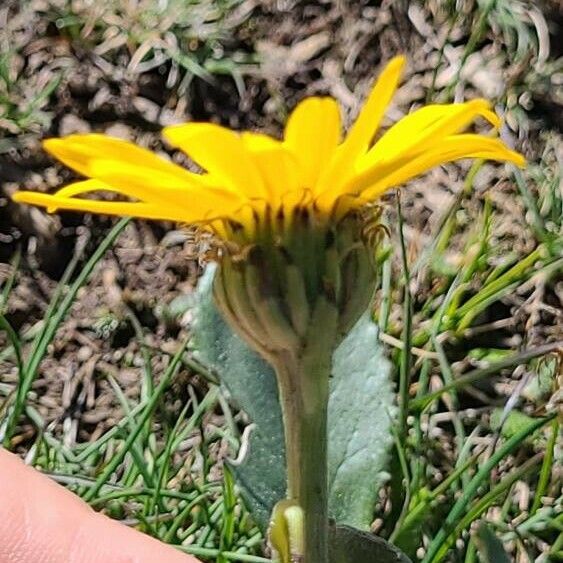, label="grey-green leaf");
[328,314,395,529]
[191,265,395,531]
[190,266,285,529]
[330,525,412,563]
